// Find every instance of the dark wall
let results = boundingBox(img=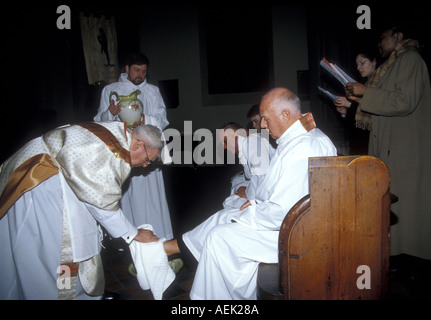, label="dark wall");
[2,3,140,162]
[3,5,67,161]
[2,3,428,163]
